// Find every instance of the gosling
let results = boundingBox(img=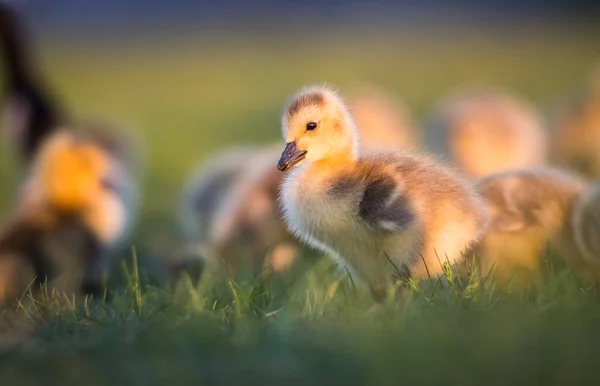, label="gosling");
[570,182,600,277]
[179,145,261,244]
[428,88,548,178]
[277,85,488,301]
[474,167,590,282]
[178,86,423,278]
[0,125,137,304]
